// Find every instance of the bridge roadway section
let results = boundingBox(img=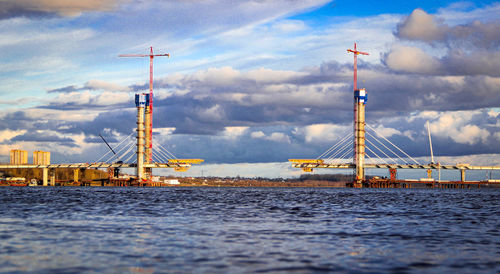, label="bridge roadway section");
[0,163,184,186]
[291,163,500,170]
[291,162,500,185]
